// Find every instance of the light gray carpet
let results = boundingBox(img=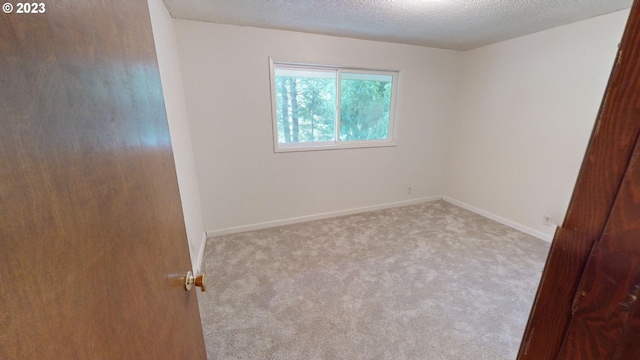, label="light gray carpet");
[198,200,550,359]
